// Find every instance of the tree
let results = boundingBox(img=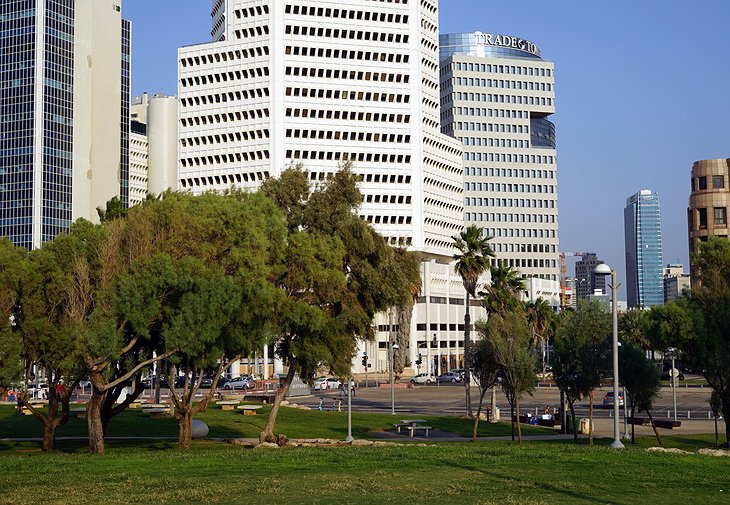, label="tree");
[525,297,555,378]
[467,334,500,441]
[619,343,662,445]
[618,308,650,350]
[683,237,730,447]
[452,225,494,417]
[0,238,26,388]
[552,300,611,444]
[10,229,98,451]
[480,309,535,446]
[484,262,525,316]
[259,164,417,443]
[66,217,177,455]
[120,190,287,449]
